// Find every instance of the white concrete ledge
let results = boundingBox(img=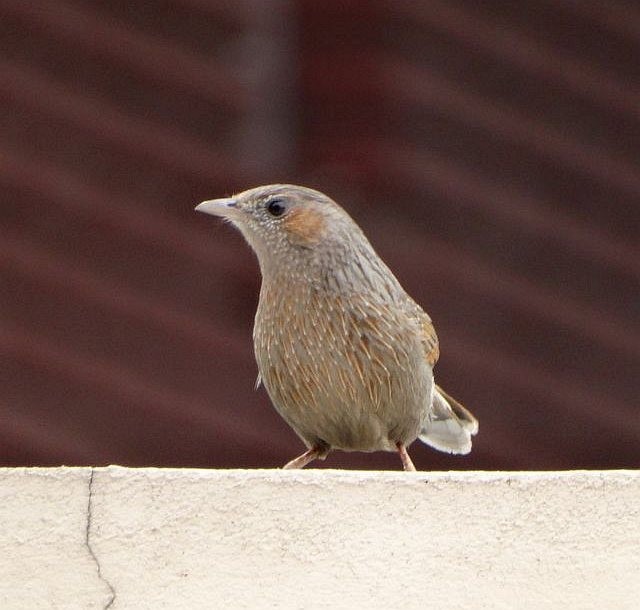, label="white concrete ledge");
[1,468,638,609]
